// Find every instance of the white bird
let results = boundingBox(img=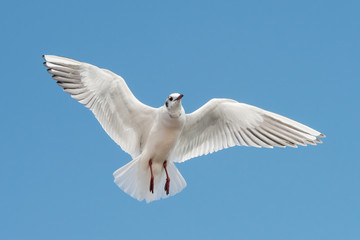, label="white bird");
[43,55,325,203]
